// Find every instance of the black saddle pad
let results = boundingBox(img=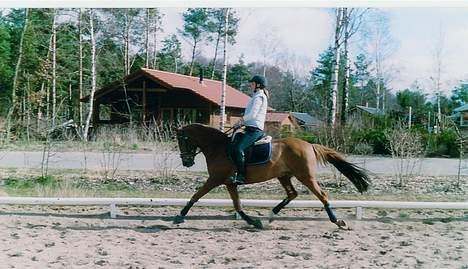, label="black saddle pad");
[229,133,272,166]
[244,142,272,166]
